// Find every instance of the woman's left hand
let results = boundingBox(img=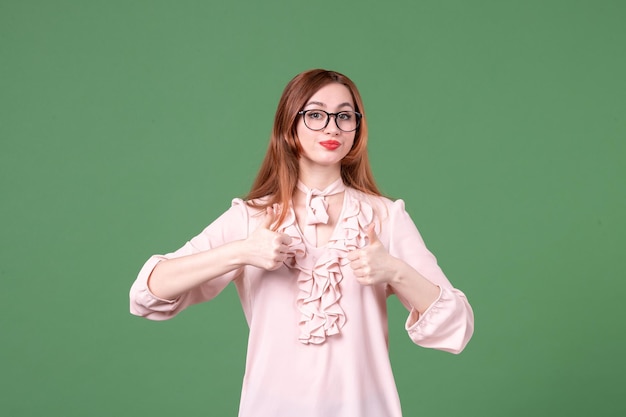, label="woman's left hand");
[347,224,399,285]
